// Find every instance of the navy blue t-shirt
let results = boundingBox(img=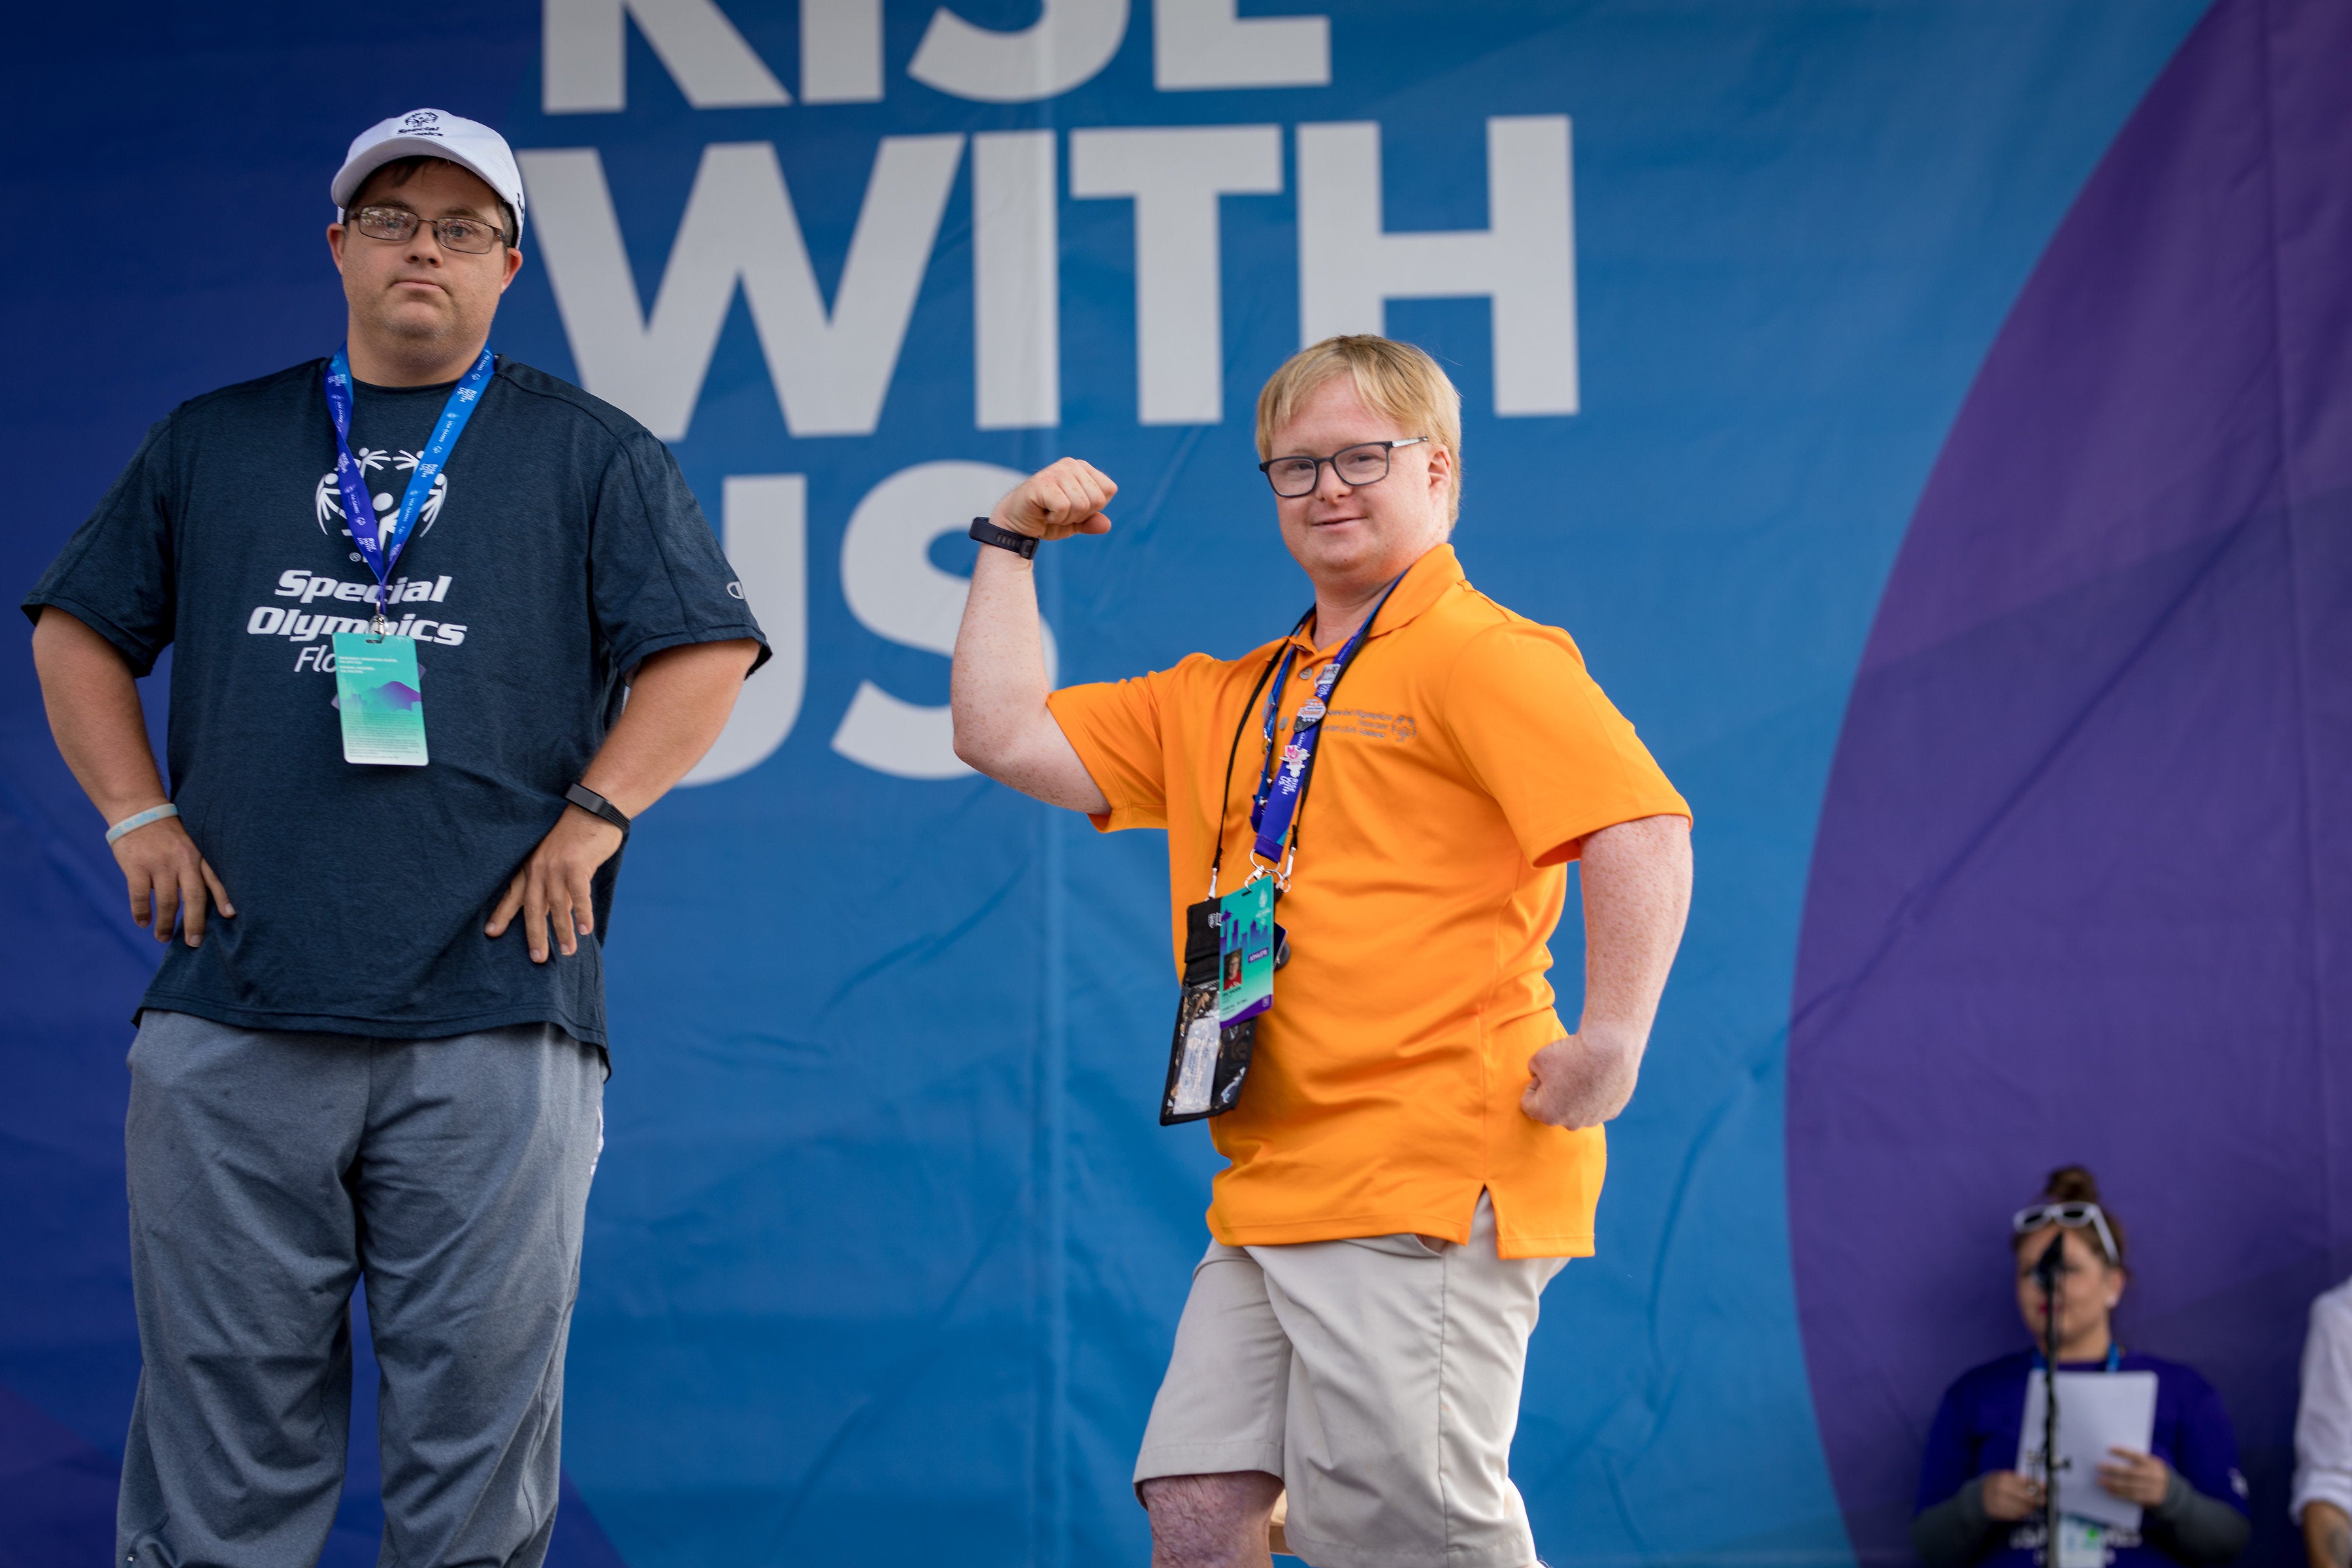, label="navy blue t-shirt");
[1916,1349,2248,1567]
[23,357,766,1046]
